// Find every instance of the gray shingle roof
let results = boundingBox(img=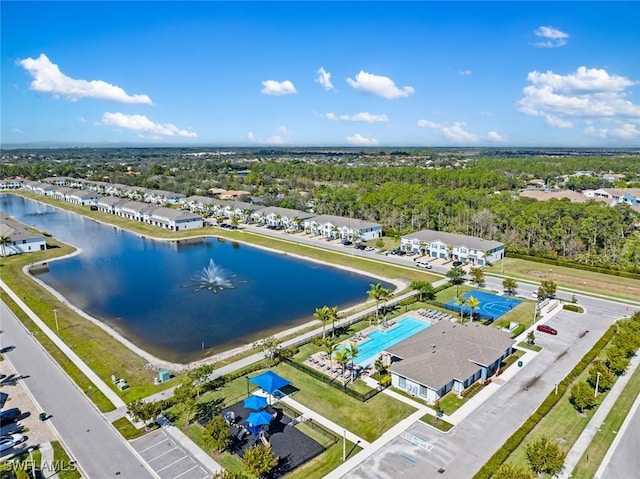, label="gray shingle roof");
[388,321,514,390]
[305,214,381,230]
